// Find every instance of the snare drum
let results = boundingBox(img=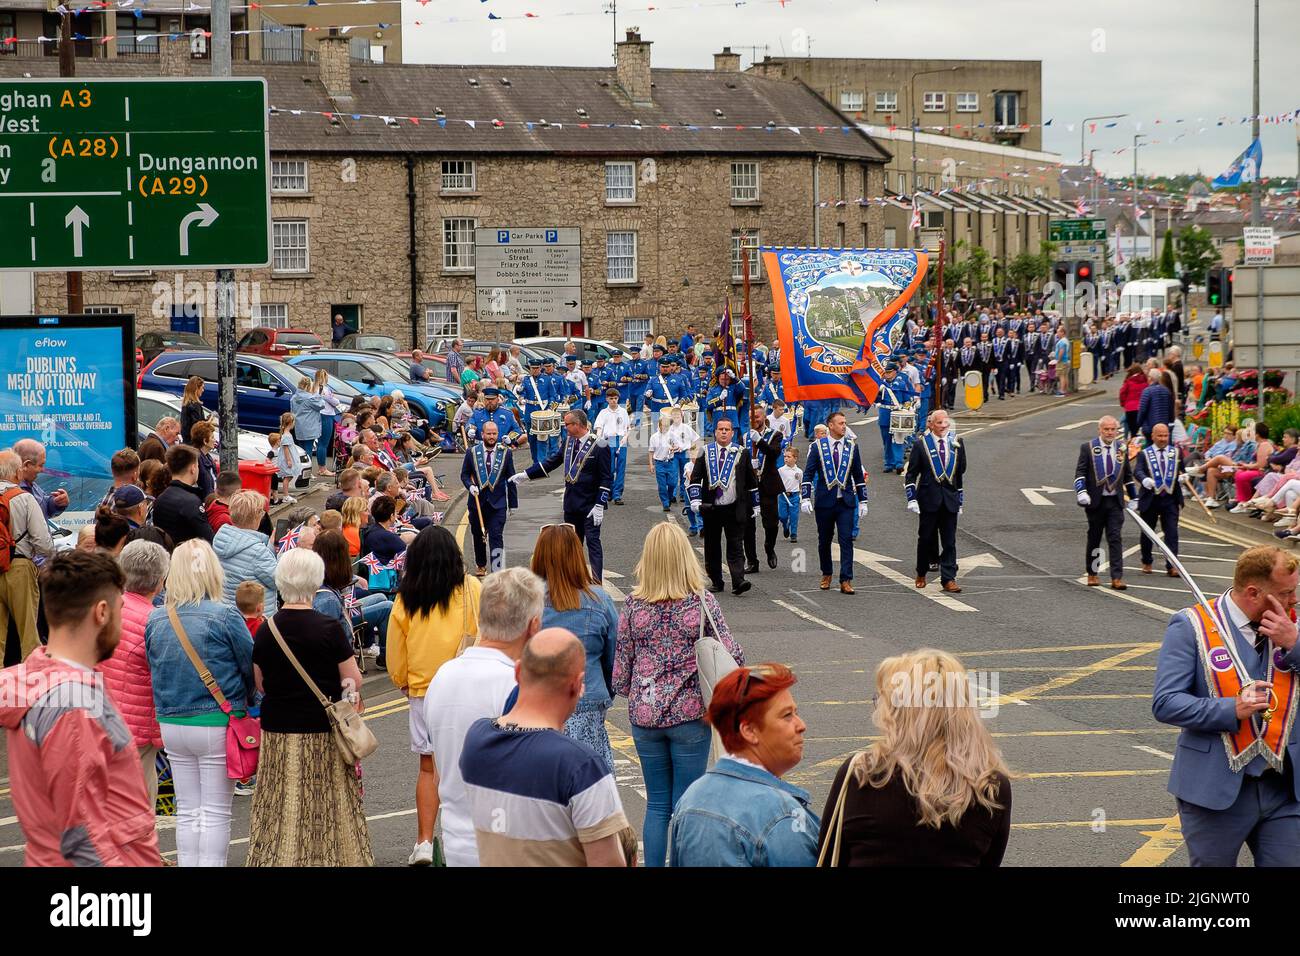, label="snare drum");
[889,406,916,443]
[530,410,562,439]
[679,402,700,431]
